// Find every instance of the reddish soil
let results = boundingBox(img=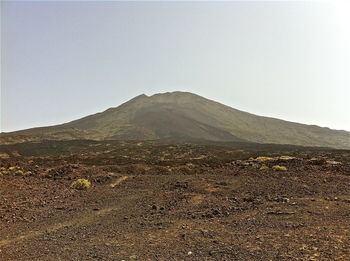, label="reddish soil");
[0,141,349,260]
